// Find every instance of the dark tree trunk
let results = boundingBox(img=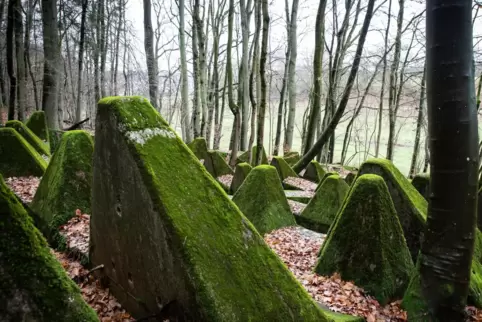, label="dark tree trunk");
[420,0,478,320]
[0,0,6,107]
[6,0,15,120]
[408,63,426,178]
